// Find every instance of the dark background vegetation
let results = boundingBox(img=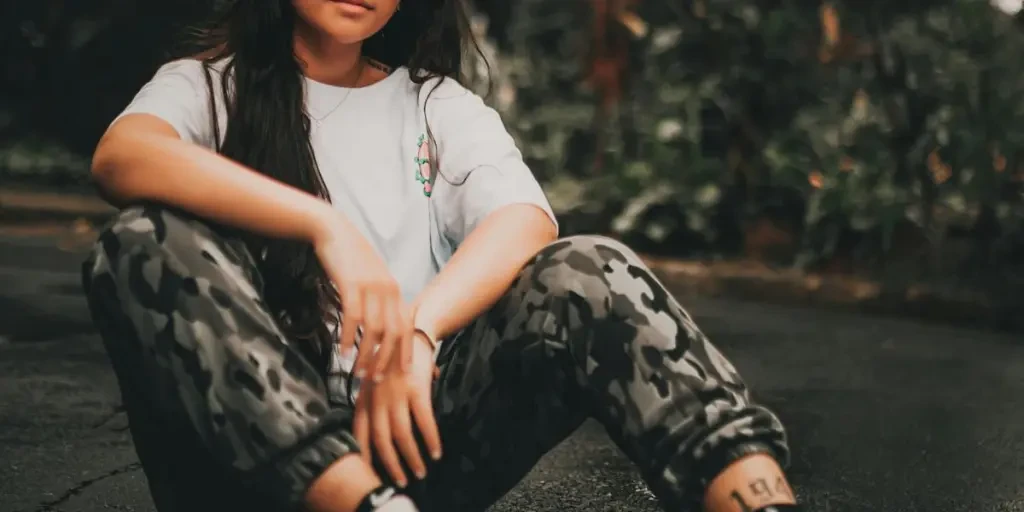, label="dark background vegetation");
[2,0,1022,289]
